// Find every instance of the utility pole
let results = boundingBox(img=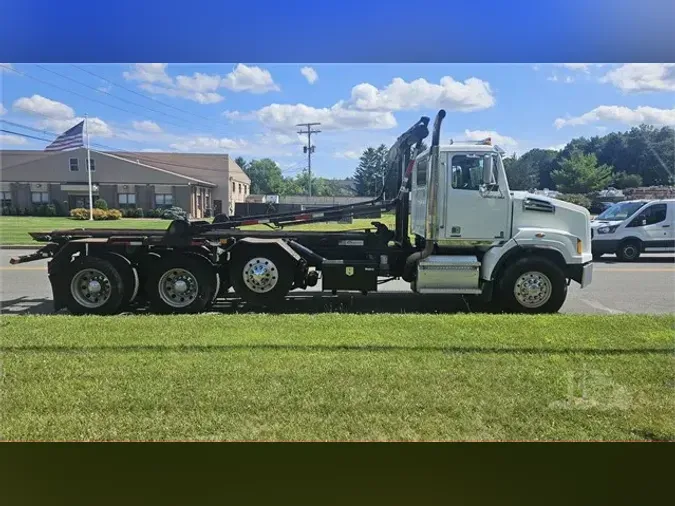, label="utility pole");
[296,122,321,197]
